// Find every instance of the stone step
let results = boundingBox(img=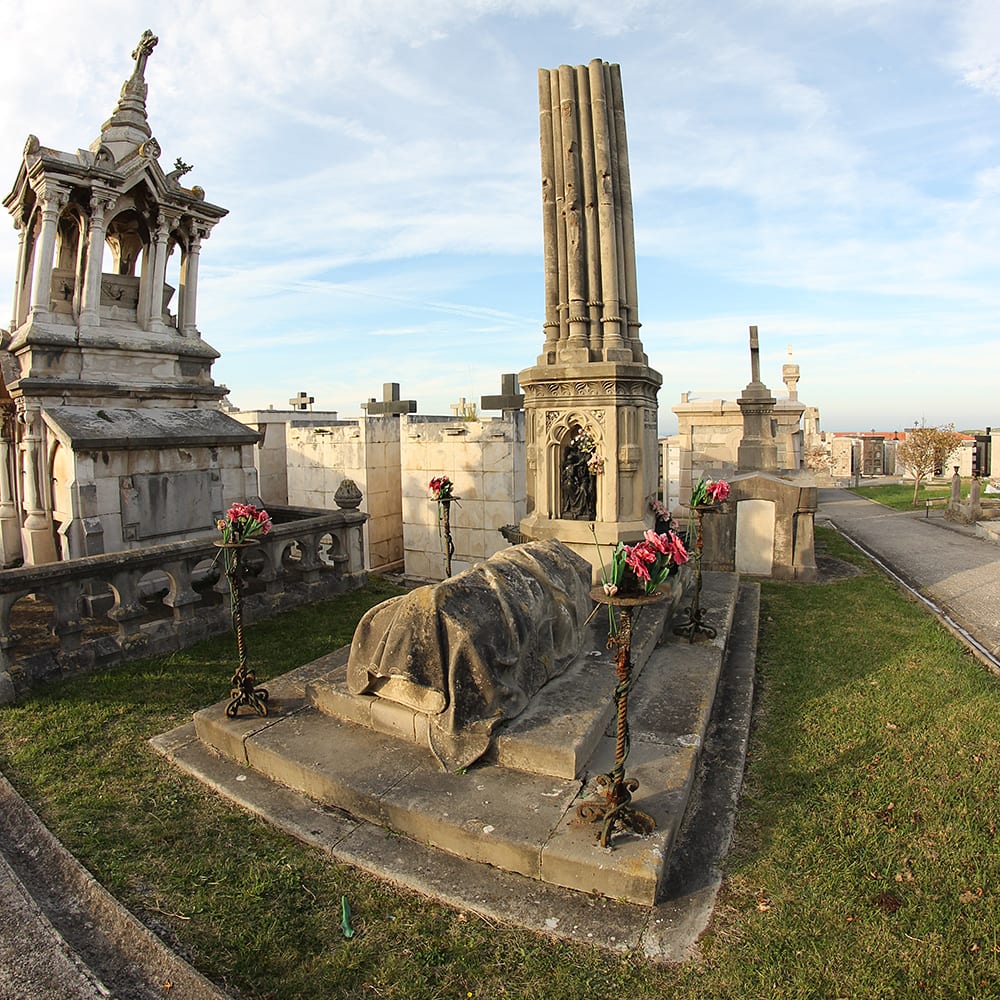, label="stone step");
[187,572,741,906]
